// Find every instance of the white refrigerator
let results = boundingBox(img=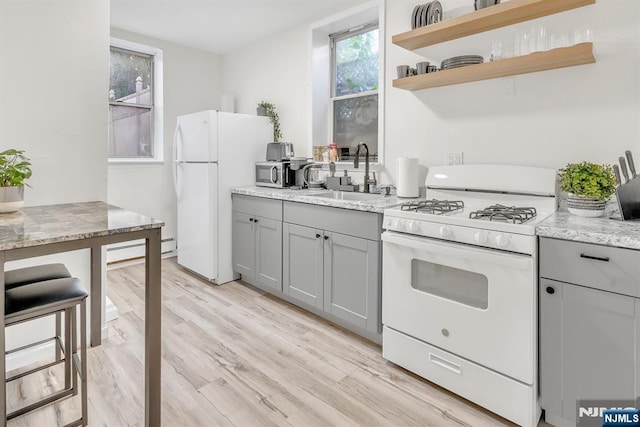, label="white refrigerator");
[173,110,271,284]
